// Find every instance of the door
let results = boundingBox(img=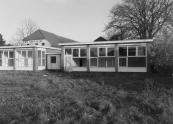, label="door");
[47,55,60,70]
